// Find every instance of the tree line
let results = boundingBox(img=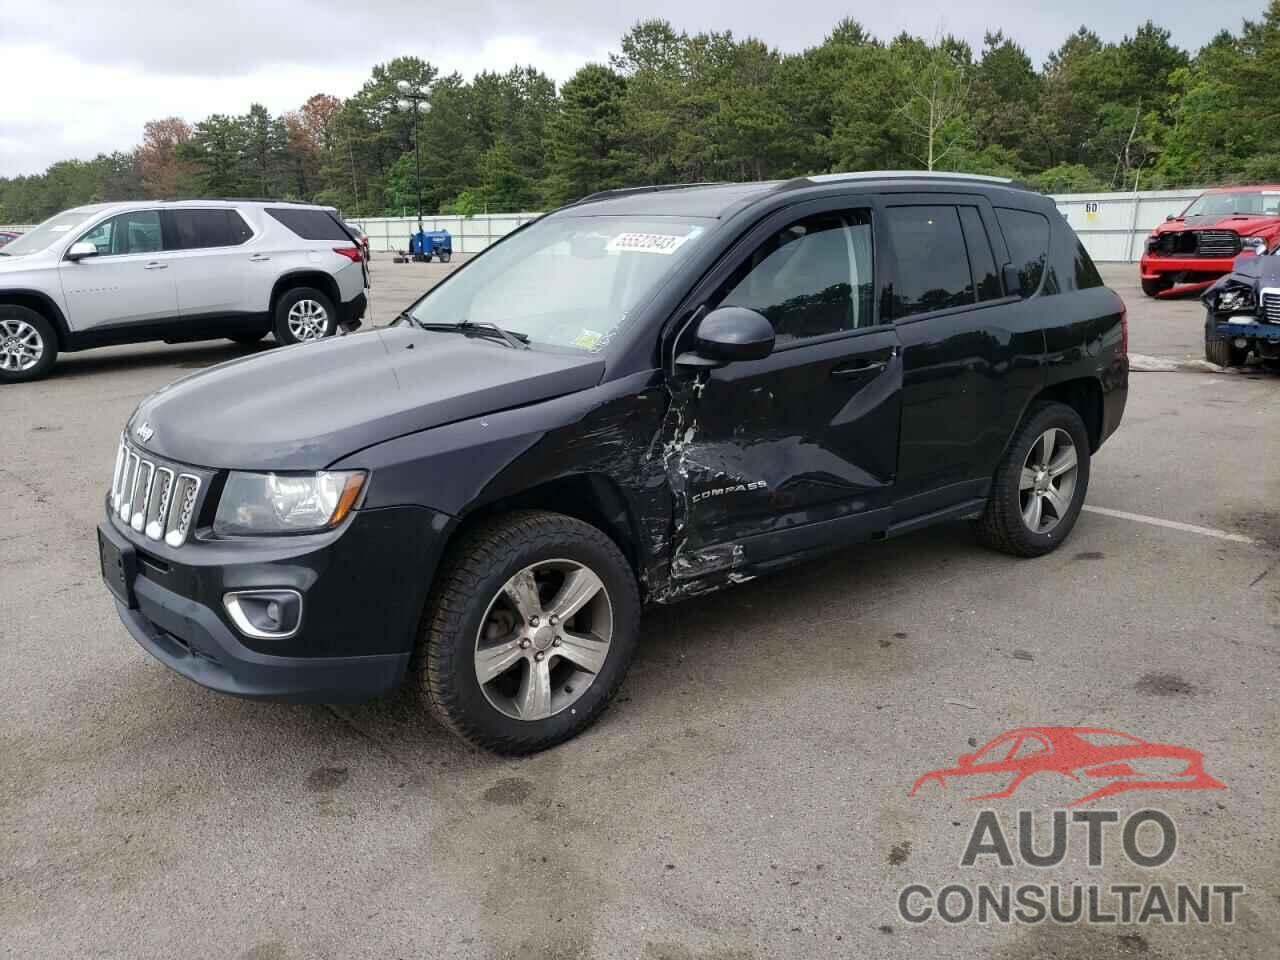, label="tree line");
[4,7,1280,224]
